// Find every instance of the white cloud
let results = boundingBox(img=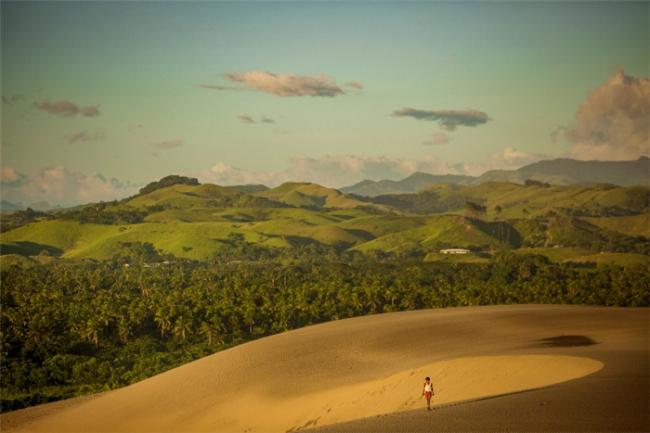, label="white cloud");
[500,147,546,167]
[1,166,24,184]
[566,69,650,160]
[200,162,280,186]
[201,155,468,188]
[460,147,548,176]
[1,165,139,207]
[201,71,351,97]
